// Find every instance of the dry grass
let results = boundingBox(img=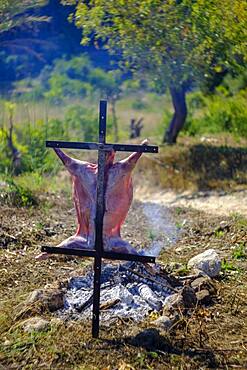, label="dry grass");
[137,138,247,192]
